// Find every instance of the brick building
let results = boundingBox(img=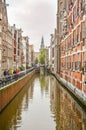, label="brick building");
[0,0,30,75]
[12,24,18,69]
[7,24,13,70]
[59,0,86,96]
[0,0,13,77]
[12,24,24,70]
